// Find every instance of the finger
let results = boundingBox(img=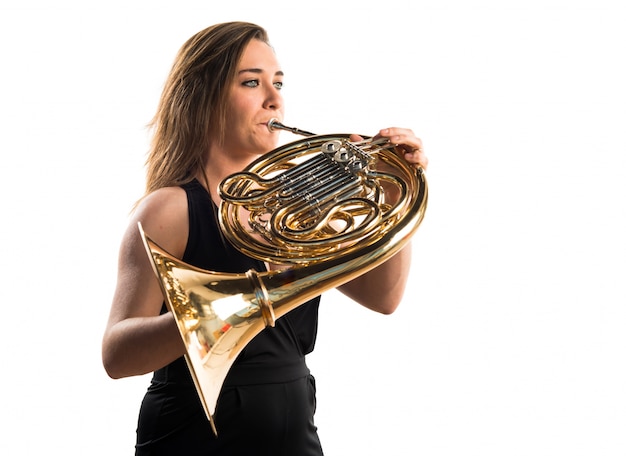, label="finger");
[403,148,428,170]
[349,133,364,142]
